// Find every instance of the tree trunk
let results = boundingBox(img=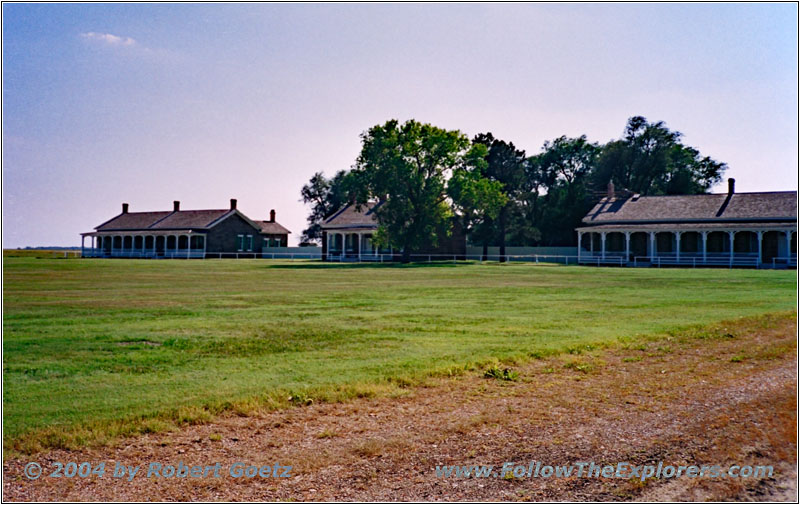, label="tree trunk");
[401,248,411,264]
[498,207,507,263]
[482,242,488,262]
